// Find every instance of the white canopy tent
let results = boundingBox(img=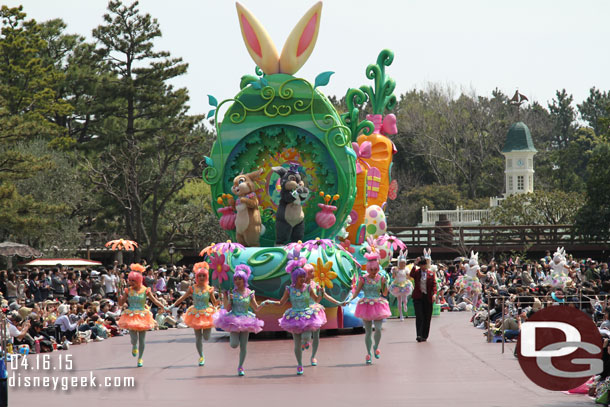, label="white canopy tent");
[23,258,102,268]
